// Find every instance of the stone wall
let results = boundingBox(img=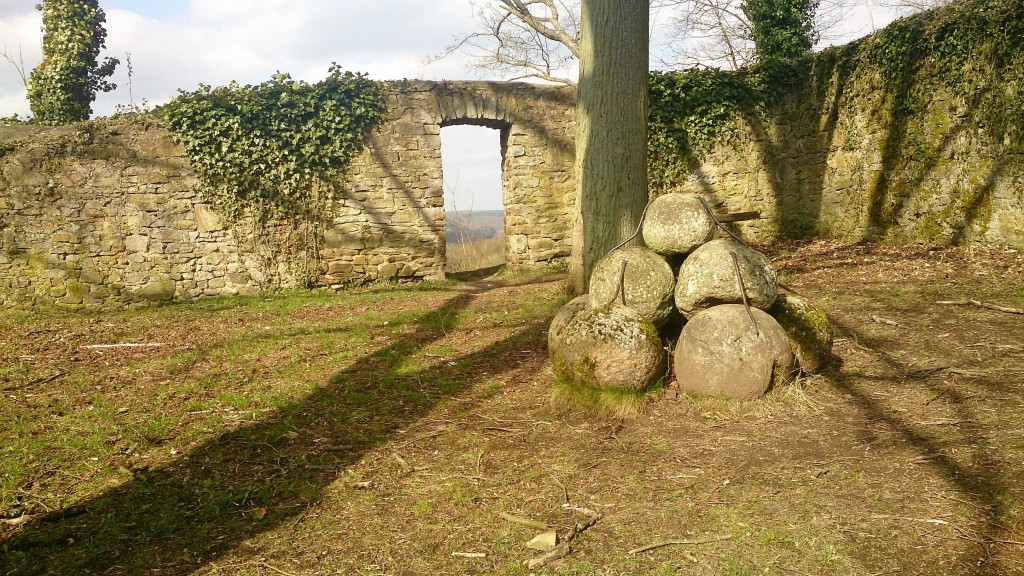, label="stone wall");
[681,79,1024,247]
[3,1,1023,310]
[0,81,575,307]
[668,1,1023,247]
